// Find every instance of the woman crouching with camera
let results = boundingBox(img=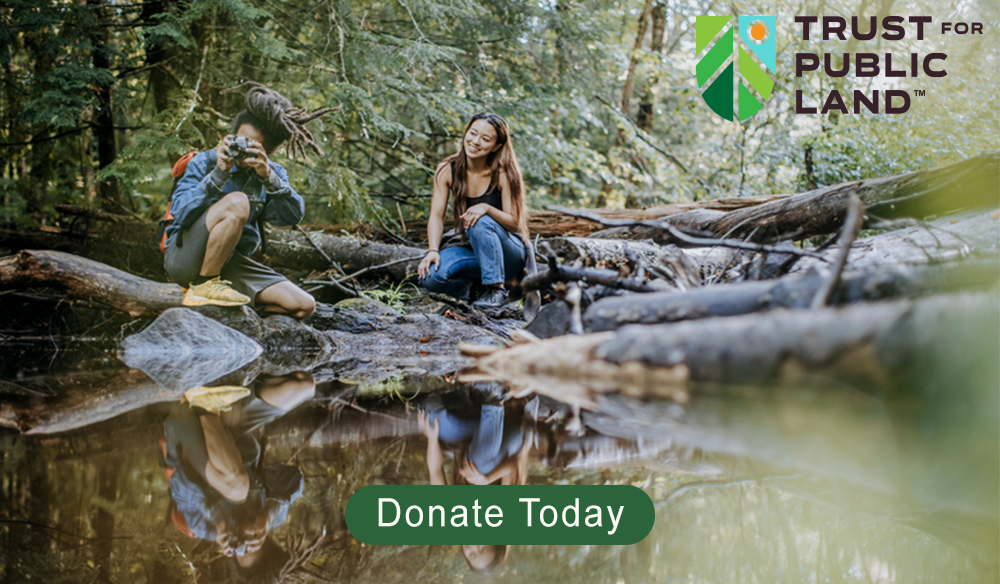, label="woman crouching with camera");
[417,113,531,308]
